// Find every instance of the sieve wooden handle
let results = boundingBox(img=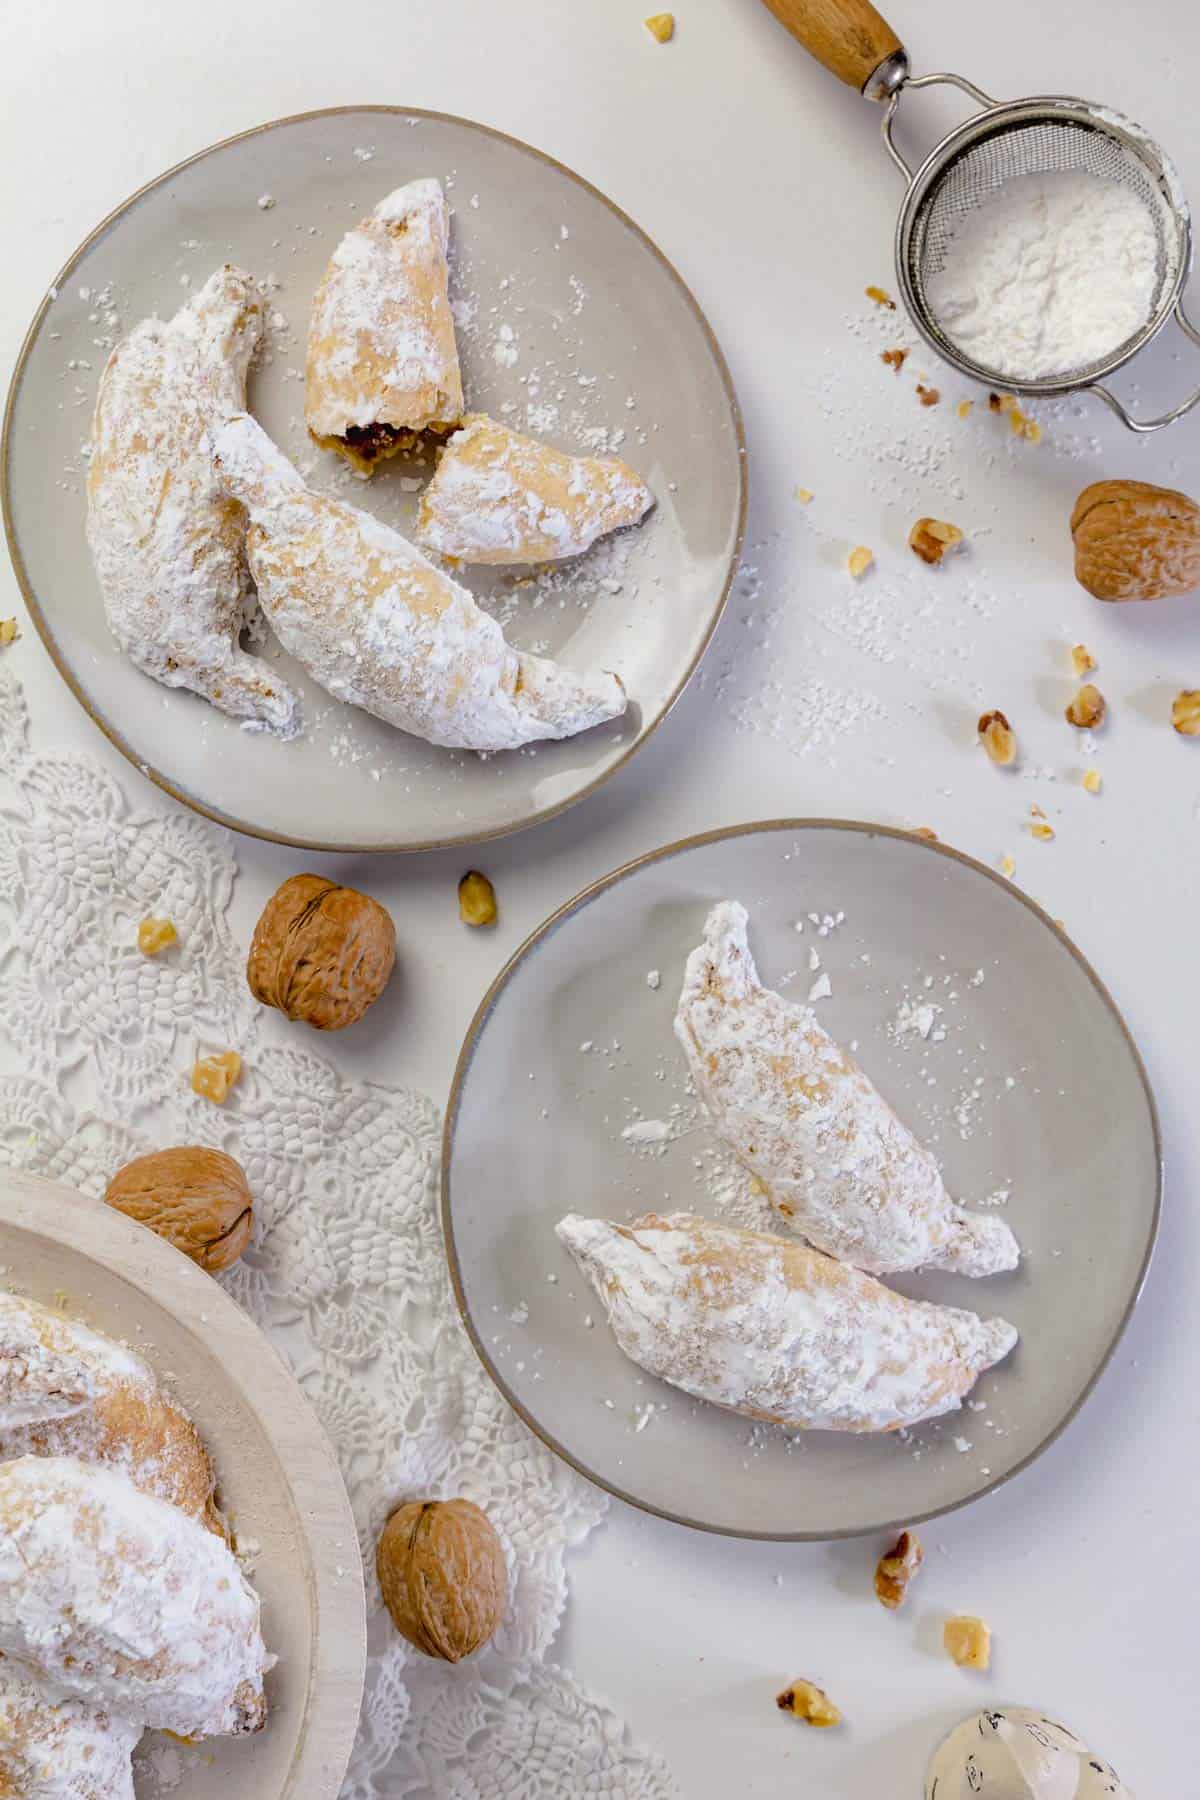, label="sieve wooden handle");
[757,0,905,95]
